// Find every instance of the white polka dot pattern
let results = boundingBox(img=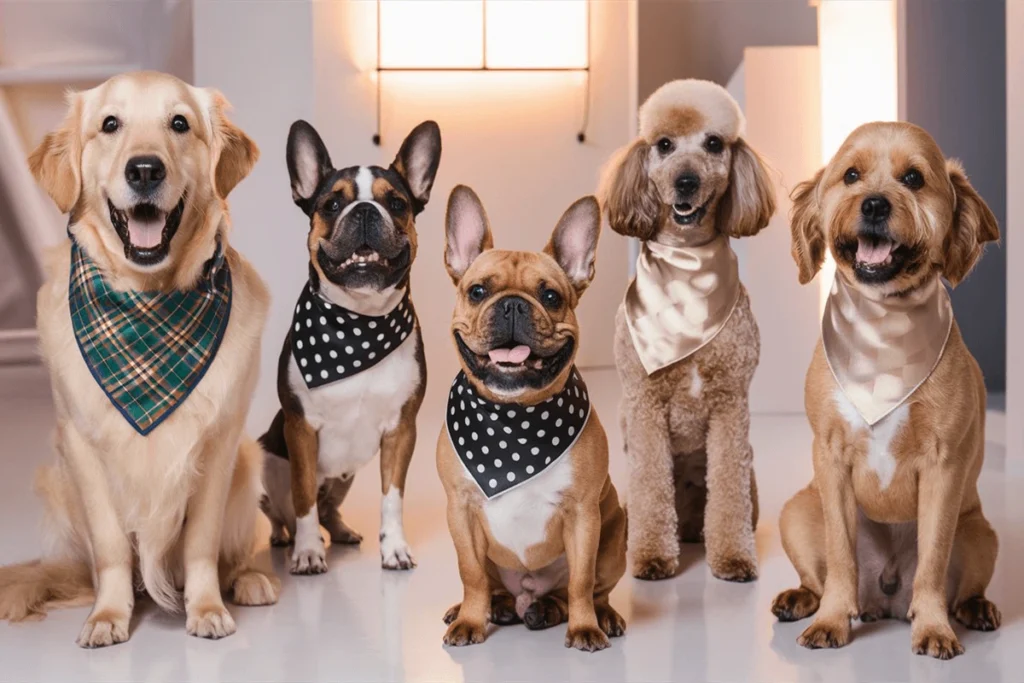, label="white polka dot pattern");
[445,367,590,499]
[291,284,415,388]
